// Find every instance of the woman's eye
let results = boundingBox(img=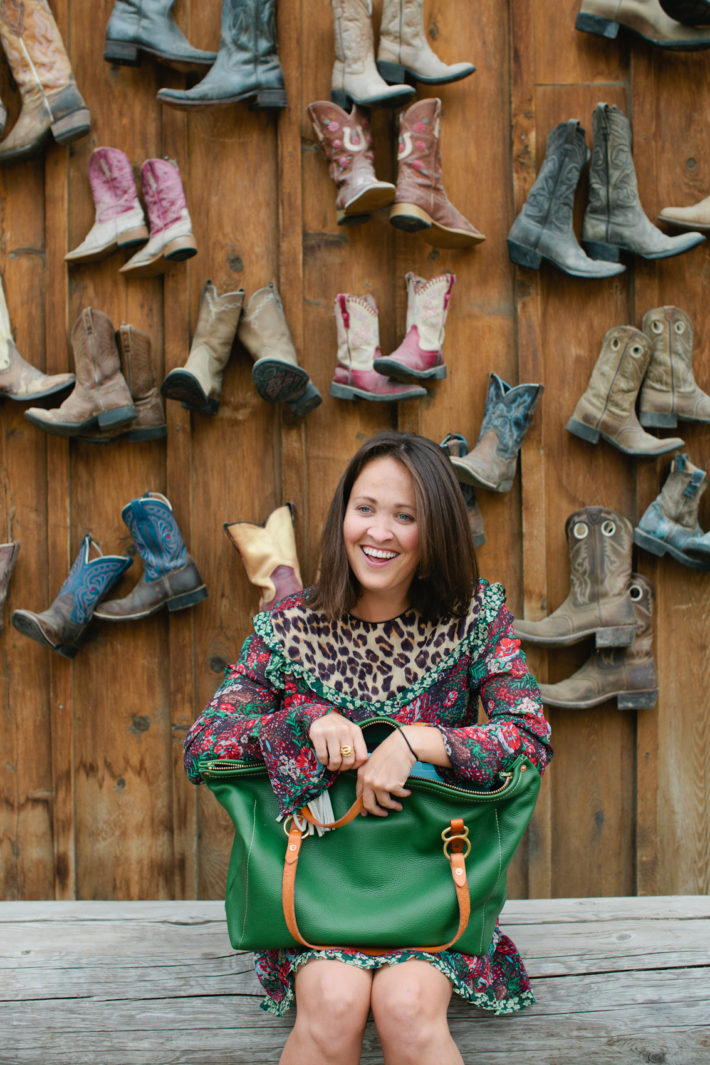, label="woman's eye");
[397,513,415,523]
[356,504,372,514]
